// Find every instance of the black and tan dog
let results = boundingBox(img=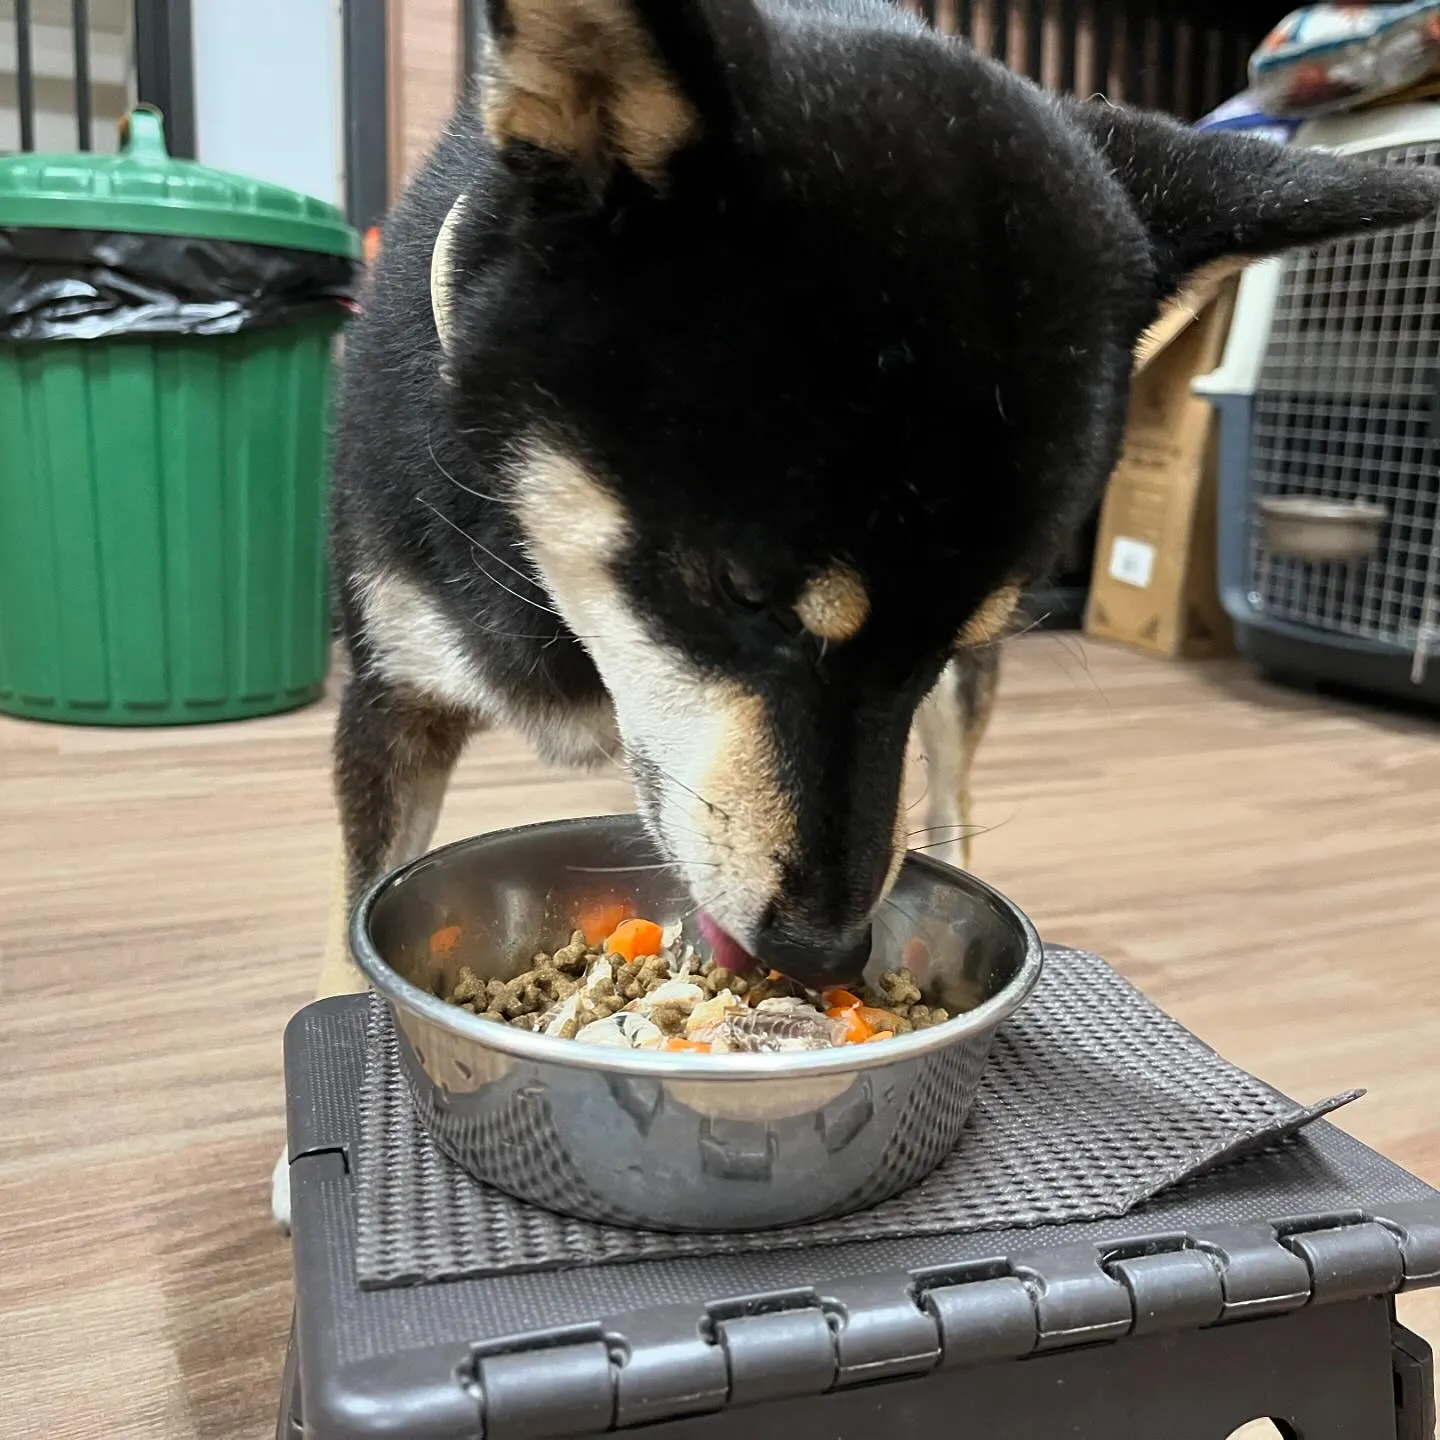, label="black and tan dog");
[278,1,1435,1220]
